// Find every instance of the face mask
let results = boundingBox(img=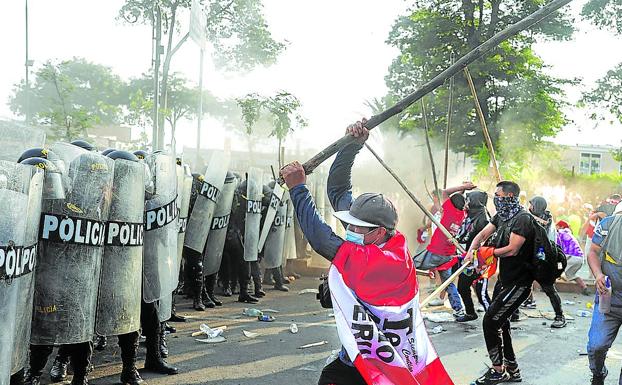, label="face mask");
[345,230,365,245]
[494,195,521,220]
